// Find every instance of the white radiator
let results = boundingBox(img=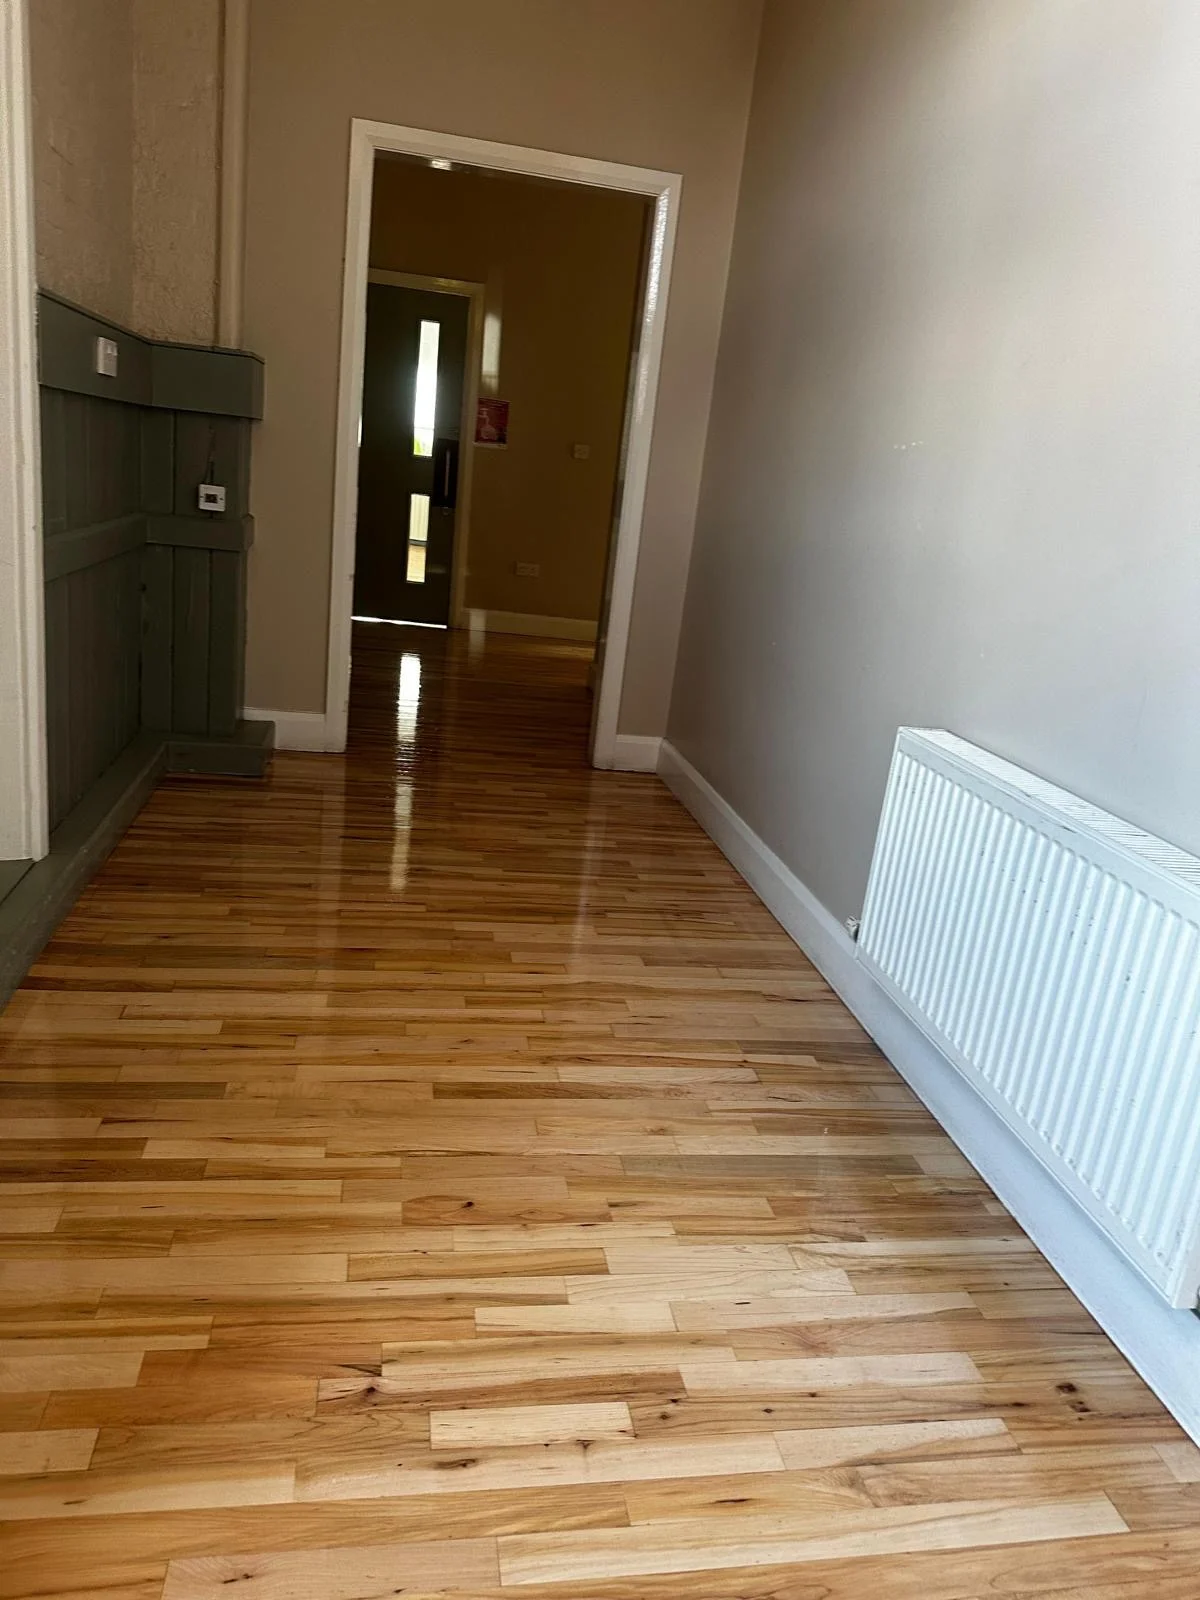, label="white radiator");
[858,729,1200,1308]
